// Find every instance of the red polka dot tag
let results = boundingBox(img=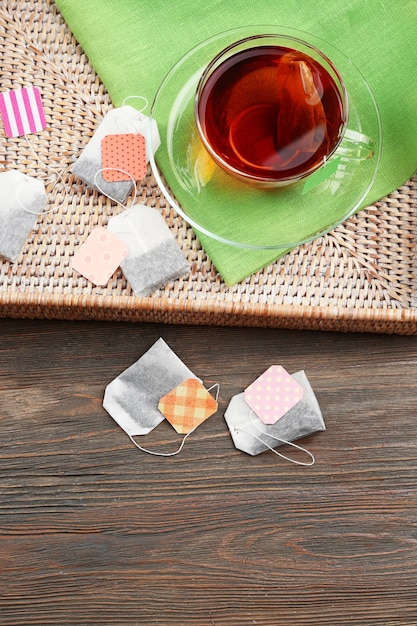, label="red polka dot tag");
[72,227,128,286]
[101,133,147,182]
[244,365,304,425]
